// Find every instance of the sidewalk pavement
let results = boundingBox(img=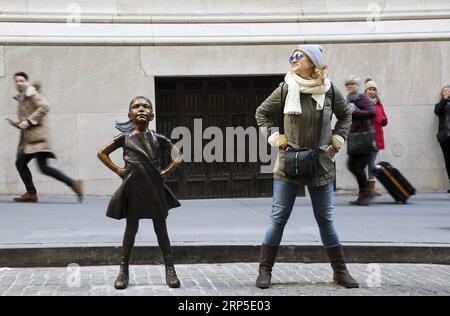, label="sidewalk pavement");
[1,263,450,296]
[0,192,449,267]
